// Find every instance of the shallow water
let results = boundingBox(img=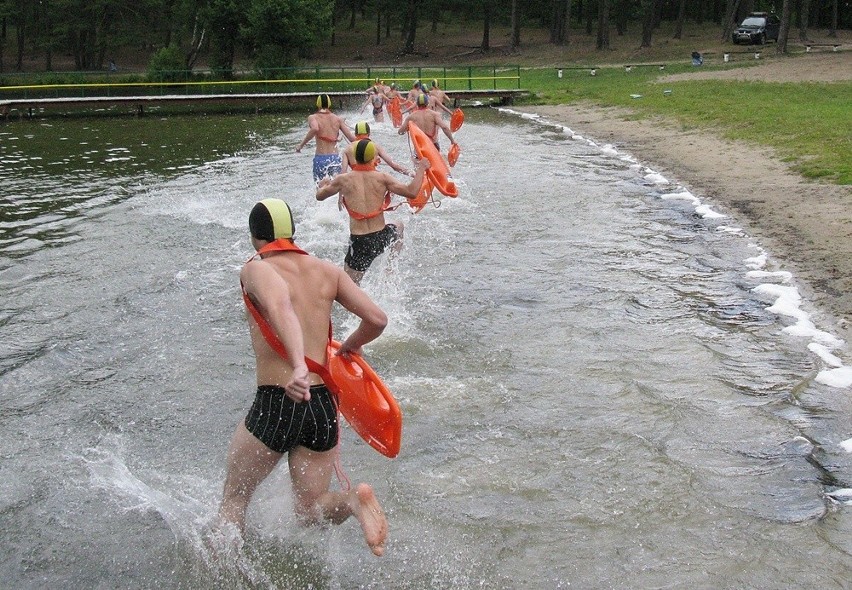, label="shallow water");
[1,107,851,589]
